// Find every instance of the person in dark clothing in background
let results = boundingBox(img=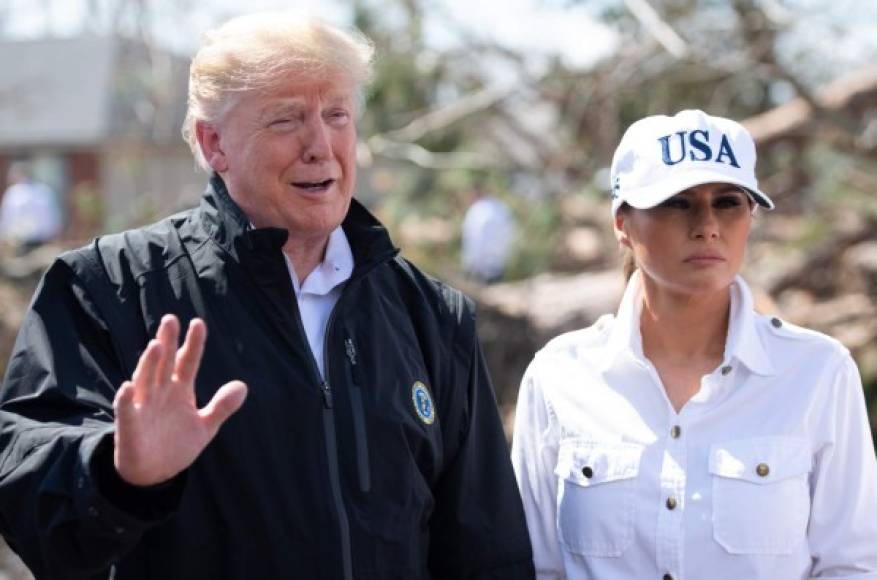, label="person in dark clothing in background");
[0,12,534,580]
